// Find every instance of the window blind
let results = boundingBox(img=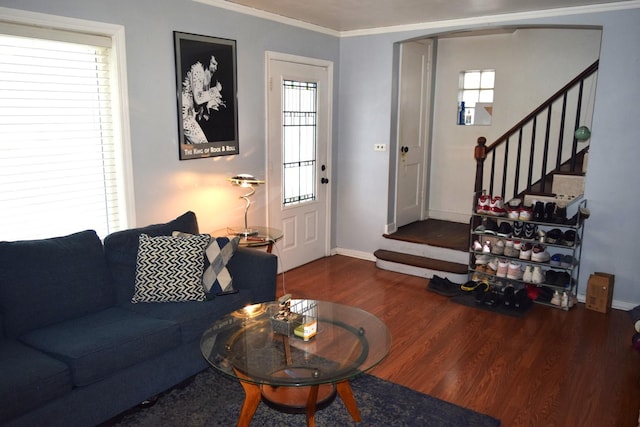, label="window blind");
[0,29,121,240]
